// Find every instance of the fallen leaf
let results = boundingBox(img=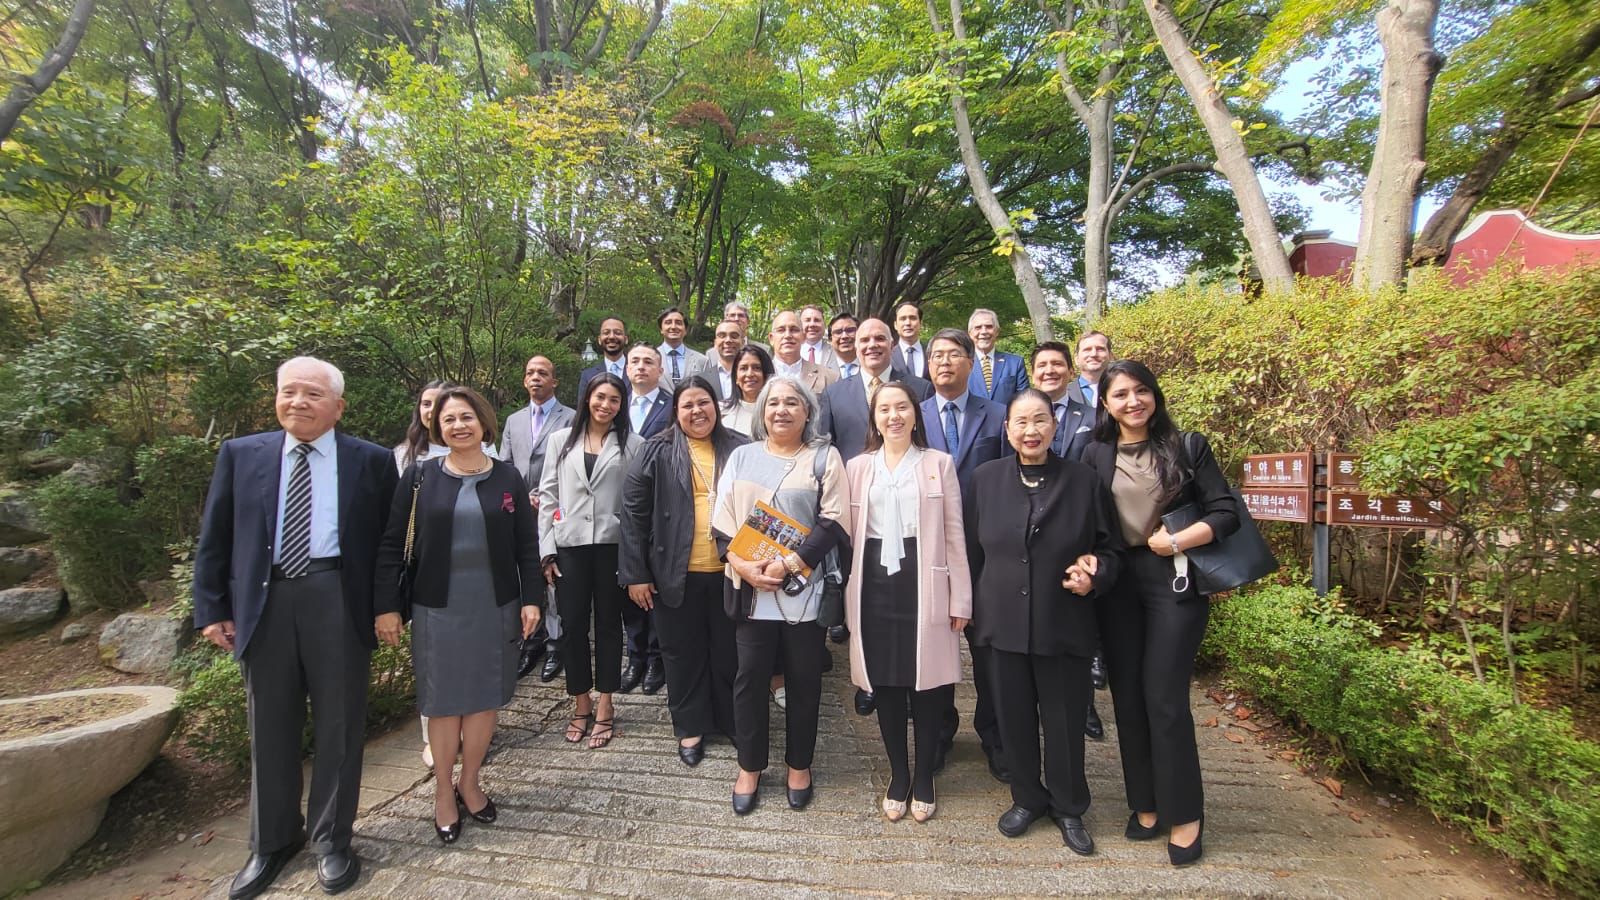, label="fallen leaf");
[1202,716,1218,728]
[1234,706,1253,720]
[1278,750,1300,761]
[1223,701,1238,711]
[1320,777,1344,798]
[1224,731,1246,743]
[194,830,214,846]
[1207,690,1226,704]
[1233,720,1264,733]
[1348,811,1365,823]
